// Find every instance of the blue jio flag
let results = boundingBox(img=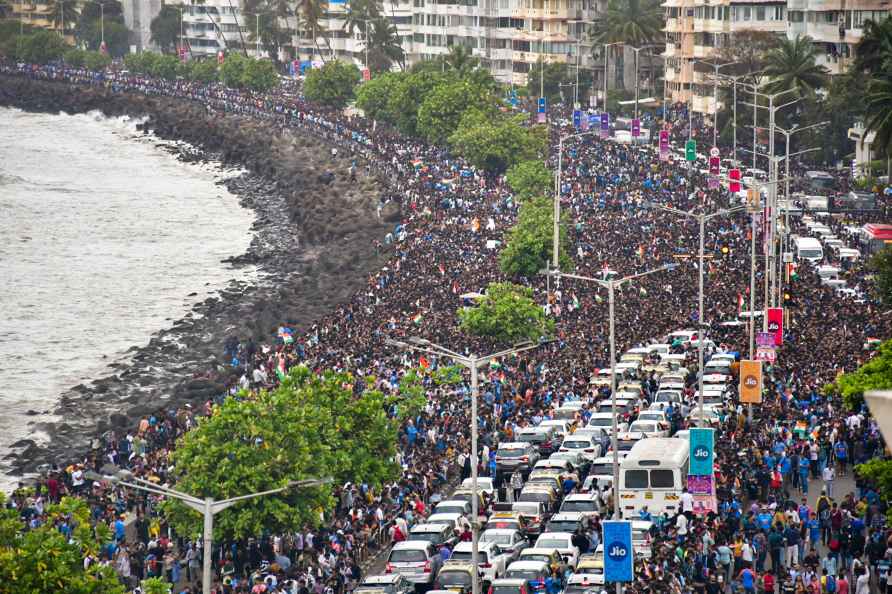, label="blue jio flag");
[689,427,715,476]
[603,521,634,582]
[573,110,581,129]
[538,97,546,113]
[588,113,600,128]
